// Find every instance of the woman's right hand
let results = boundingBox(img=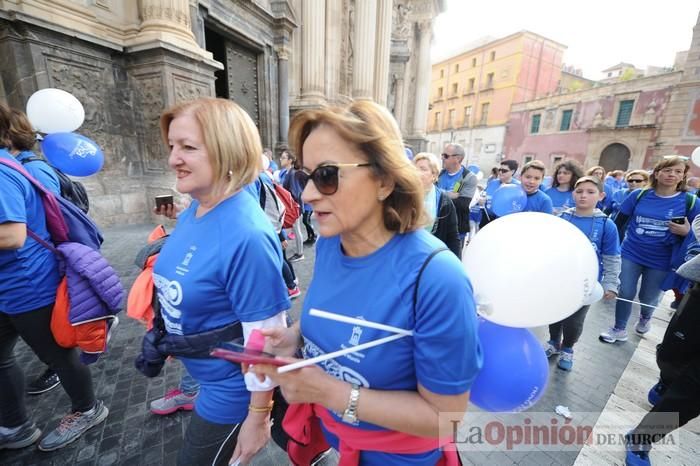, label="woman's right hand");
[153,203,179,219]
[261,325,301,358]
